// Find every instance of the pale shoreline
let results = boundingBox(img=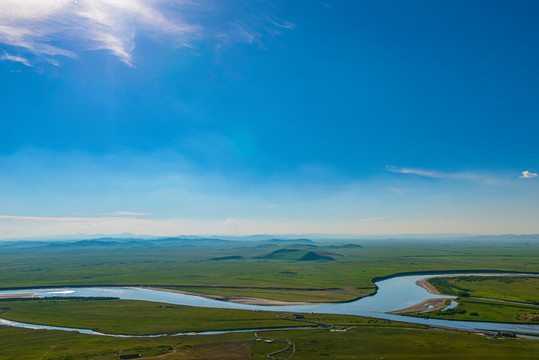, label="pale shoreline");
[3,273,536,308]
[416,279,441,294]
[131,286,324,306]
[388,297,453,314]
[396,273,539,314]
[0,293,38,299]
